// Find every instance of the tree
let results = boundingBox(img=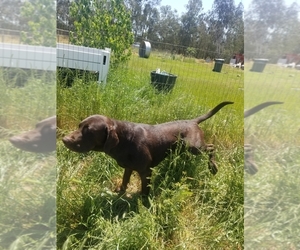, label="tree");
[154,5,180,46]
[57,0,71,30]
[245,0,299,61]
[143,2,160,40]
[223,2,244,56]
[206,0,236,57]
[125,0,161,41]
[20,0,56,46]
[266,1,300,58]
[70,0,134,66]
[281,2,300,54]
[0,0,22,30]
[179,0,203,48]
